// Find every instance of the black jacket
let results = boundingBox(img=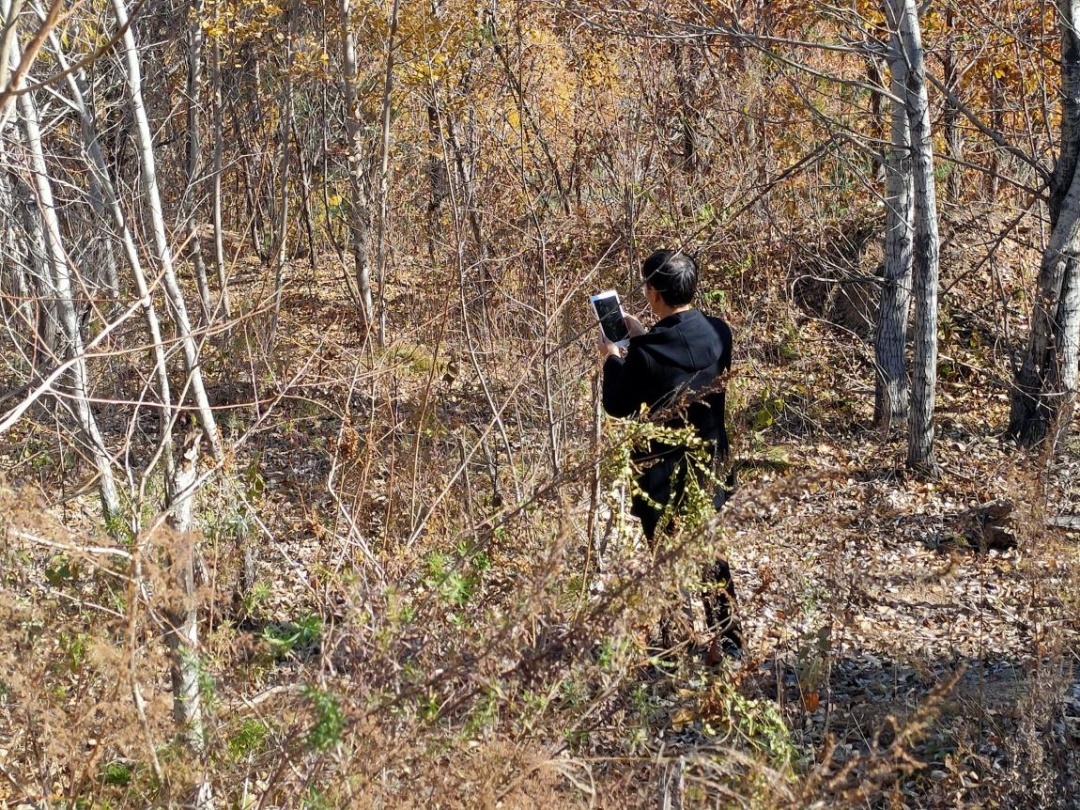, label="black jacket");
[602,308,732,528]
